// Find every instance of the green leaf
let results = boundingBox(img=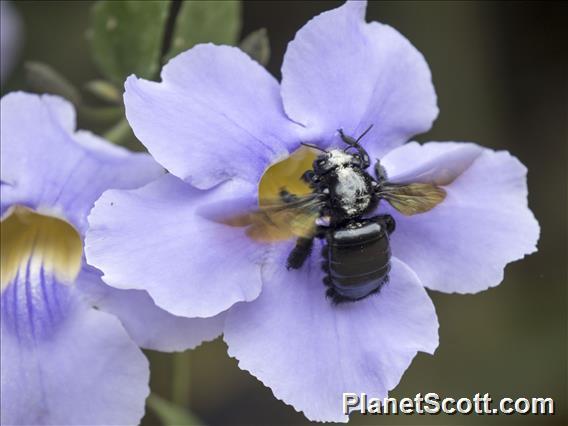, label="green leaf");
[239,28,270,66]
[166,0,241,60]
[88,0,170,84]
[24,62,81,105]
[147,394,203,426]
